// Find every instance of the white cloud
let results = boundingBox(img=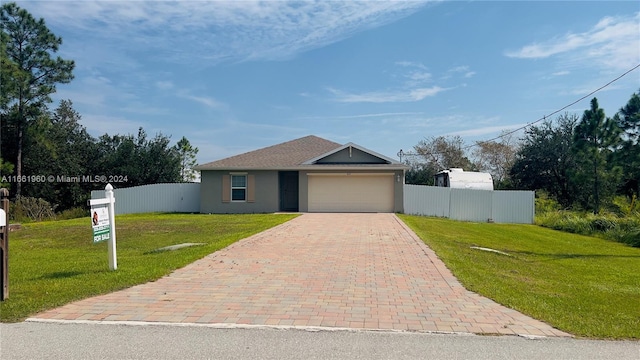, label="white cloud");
[505,12,640,71]
[54,88,106,109]
[182,95,224,109]
[21,1,431,65]
[54,73,136,109]
[327,60,466,103]
[82,114,145,137]
[559,83,621,96]
[395,60,428,70]
[188,117,305,139]
[383,114,527,141]
[119,104,169,116]
[192,142,245,164]
[295,112,425,122]
[328,86,446,103]
[449,66,469,73]
[176,91,225,109]
[409,87,445,100]
[552,71,570,76]
[398,114,463,128]
[405,70,432,86]
[443,65,476,79]
[155,81,174,90]
[447,123,526,138]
